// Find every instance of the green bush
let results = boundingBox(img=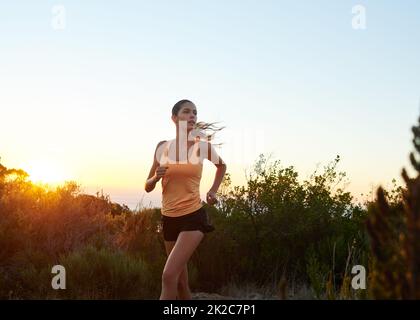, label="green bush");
[55,245,155,299]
